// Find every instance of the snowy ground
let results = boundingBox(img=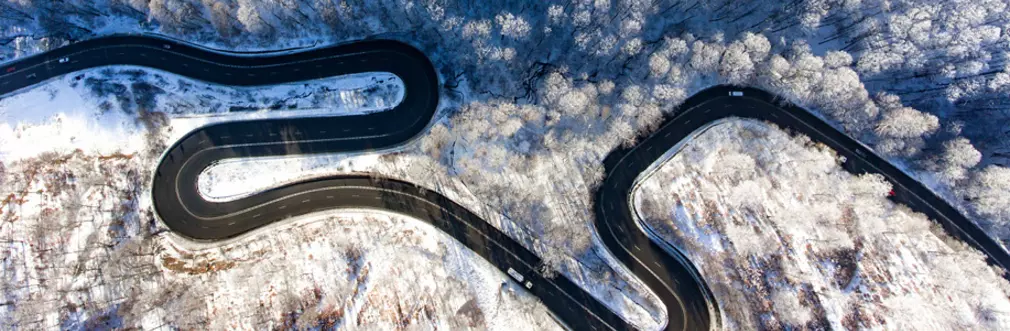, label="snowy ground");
[0,66,401,159]
[0,68,571,329]
[157,210,563,330]
[633,118,1010,330]
[1,153,561,329]
[192,104,667,330]
[6,2,1010,329]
